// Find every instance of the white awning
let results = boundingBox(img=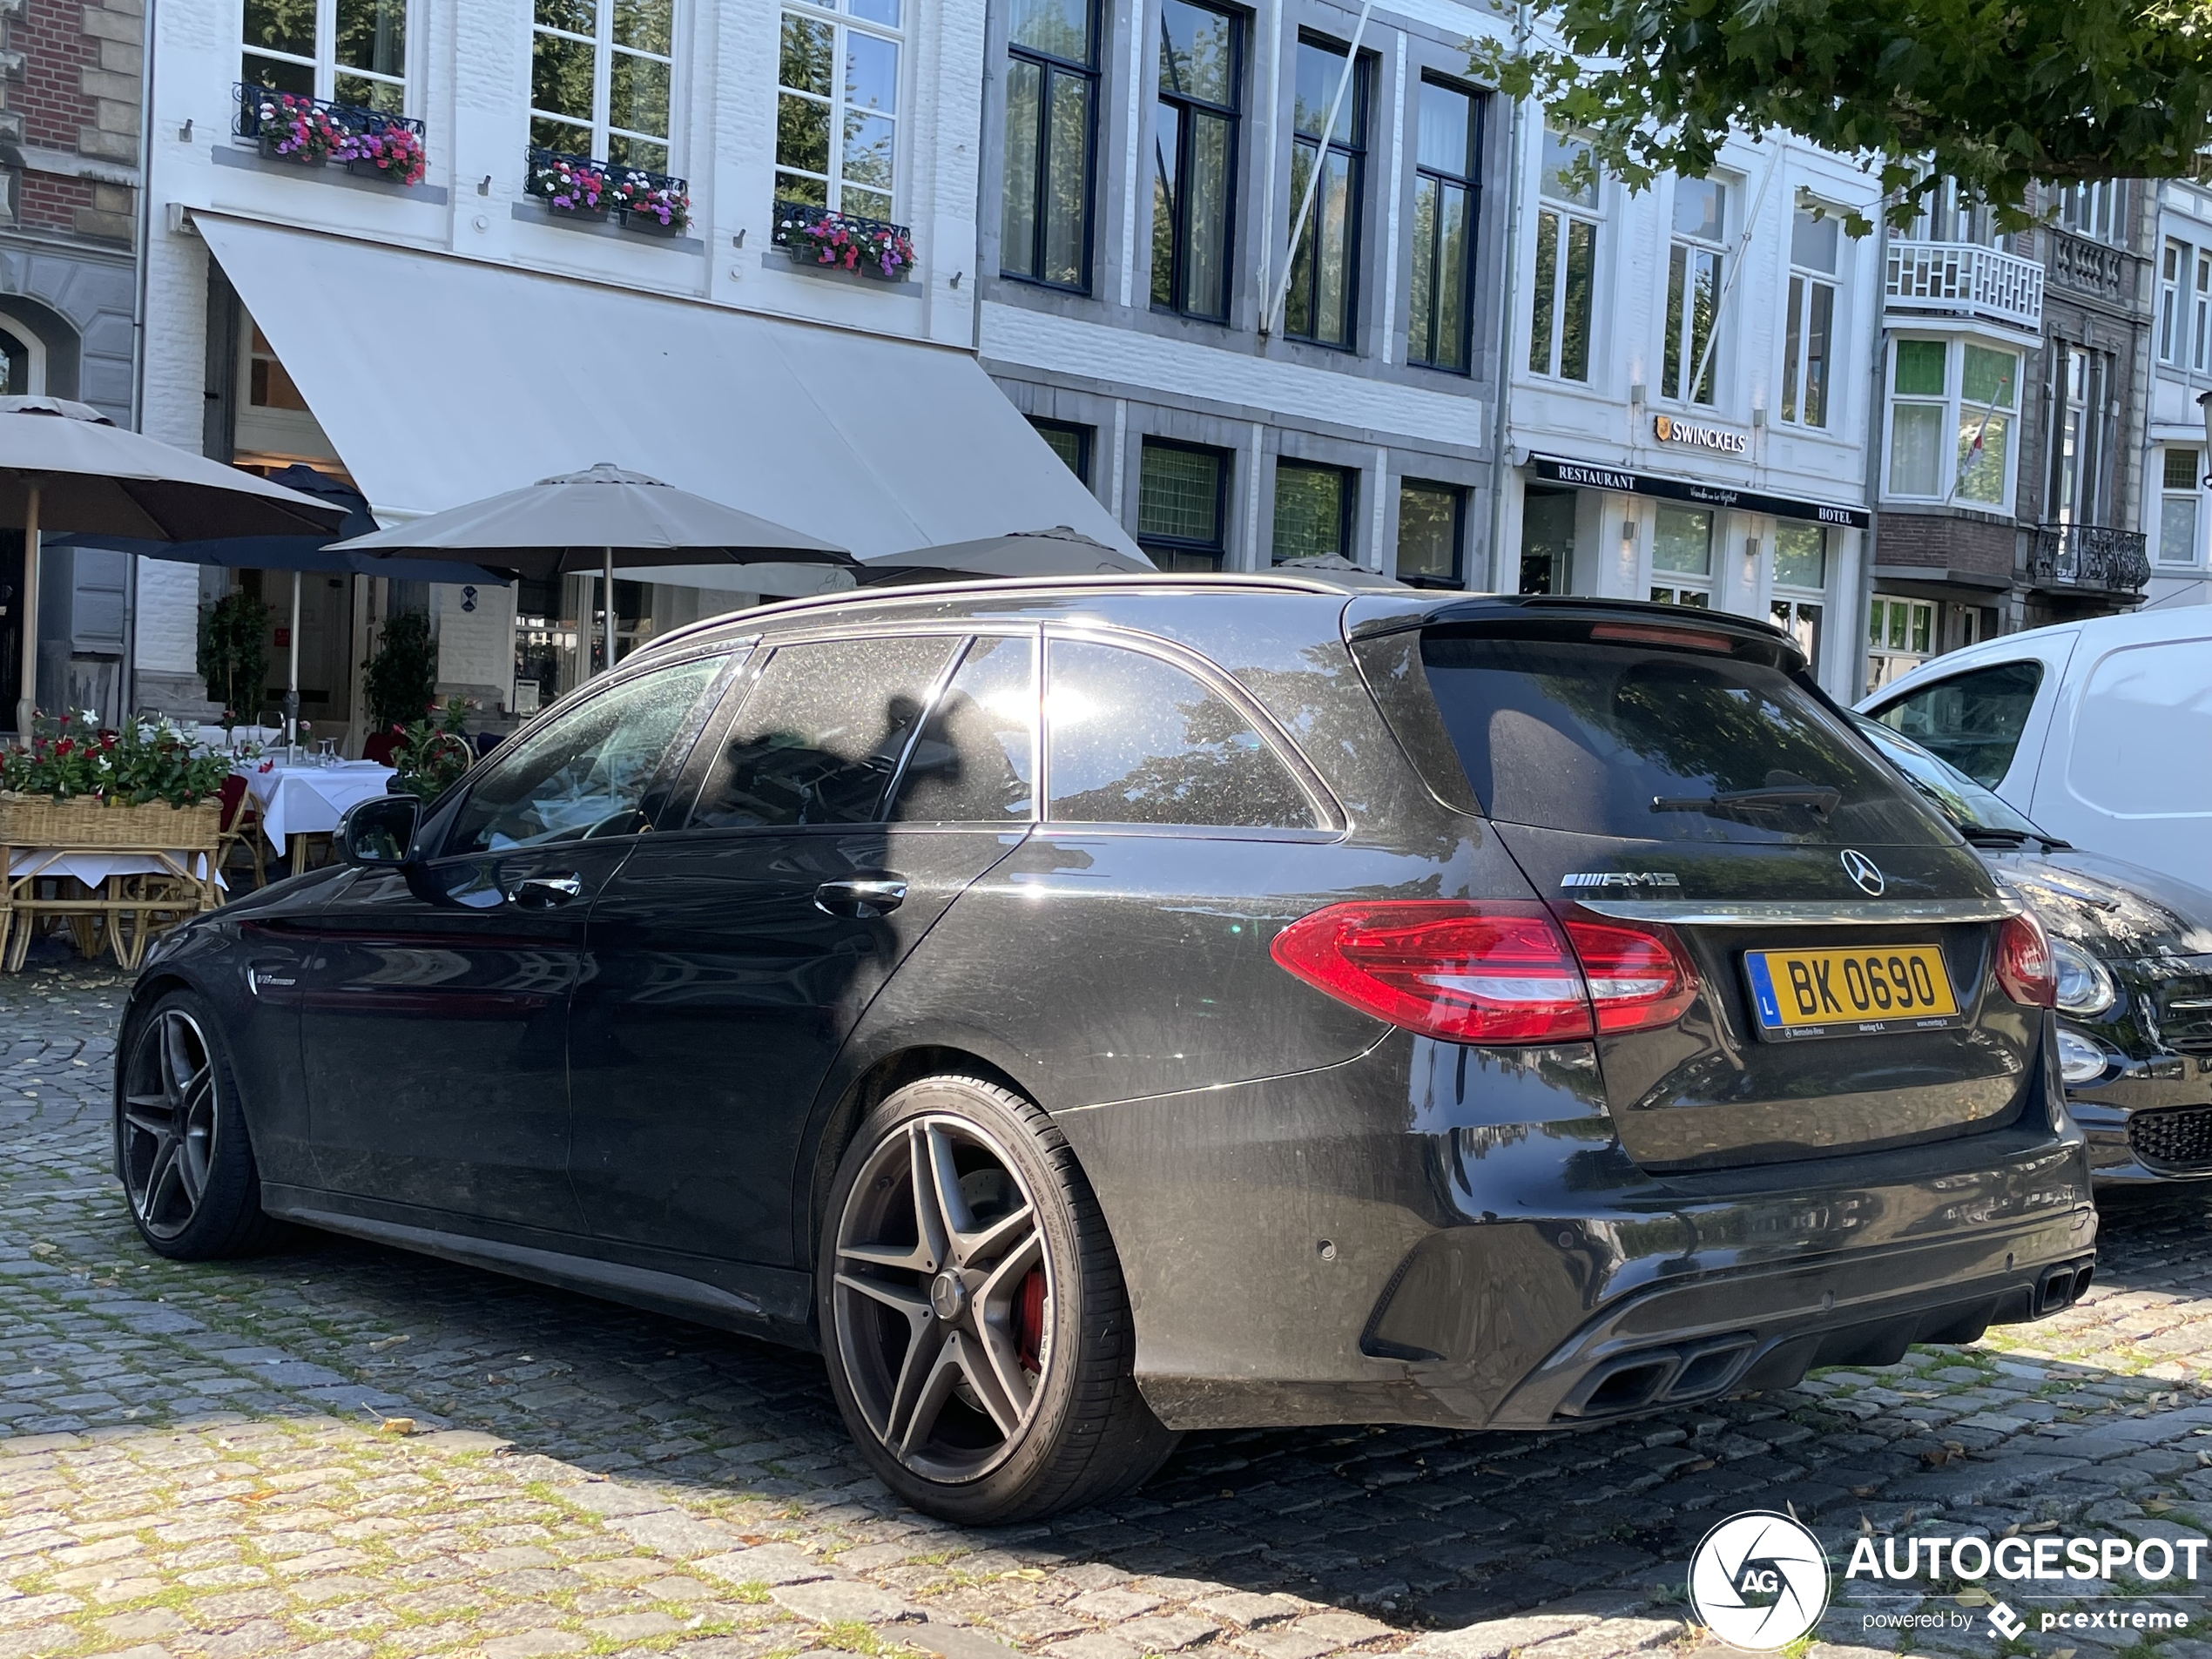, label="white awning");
[195,214,1138,562]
